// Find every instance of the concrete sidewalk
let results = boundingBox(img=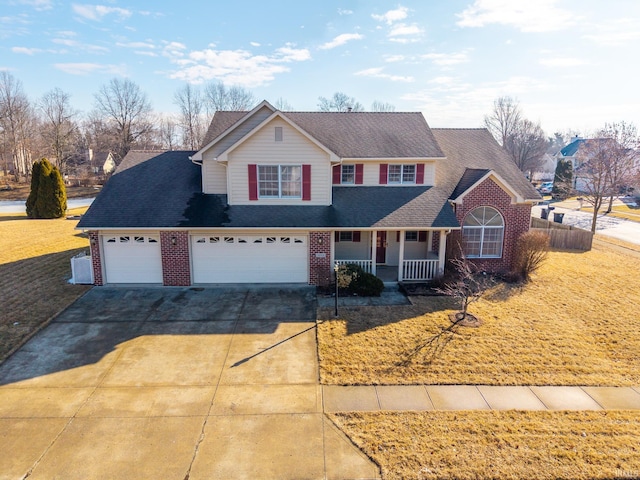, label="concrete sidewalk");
[323,385,640,412]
